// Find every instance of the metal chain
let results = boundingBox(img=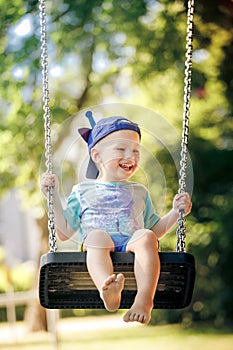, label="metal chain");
[176,0,195,252]
[39,0,57,252]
